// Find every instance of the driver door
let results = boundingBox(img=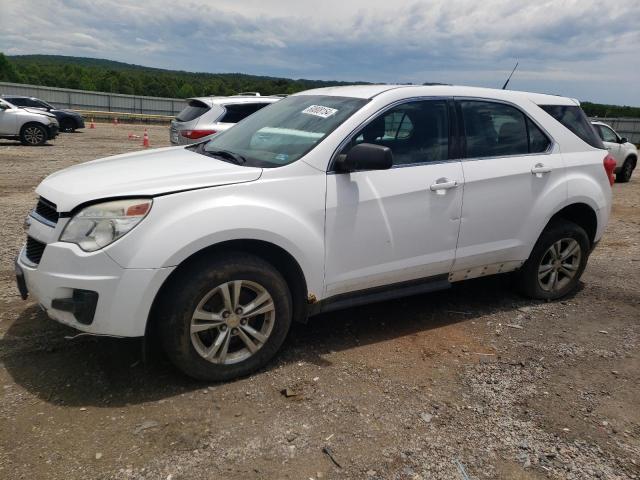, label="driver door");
[324,99,464,297]
[595,124,623,166]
